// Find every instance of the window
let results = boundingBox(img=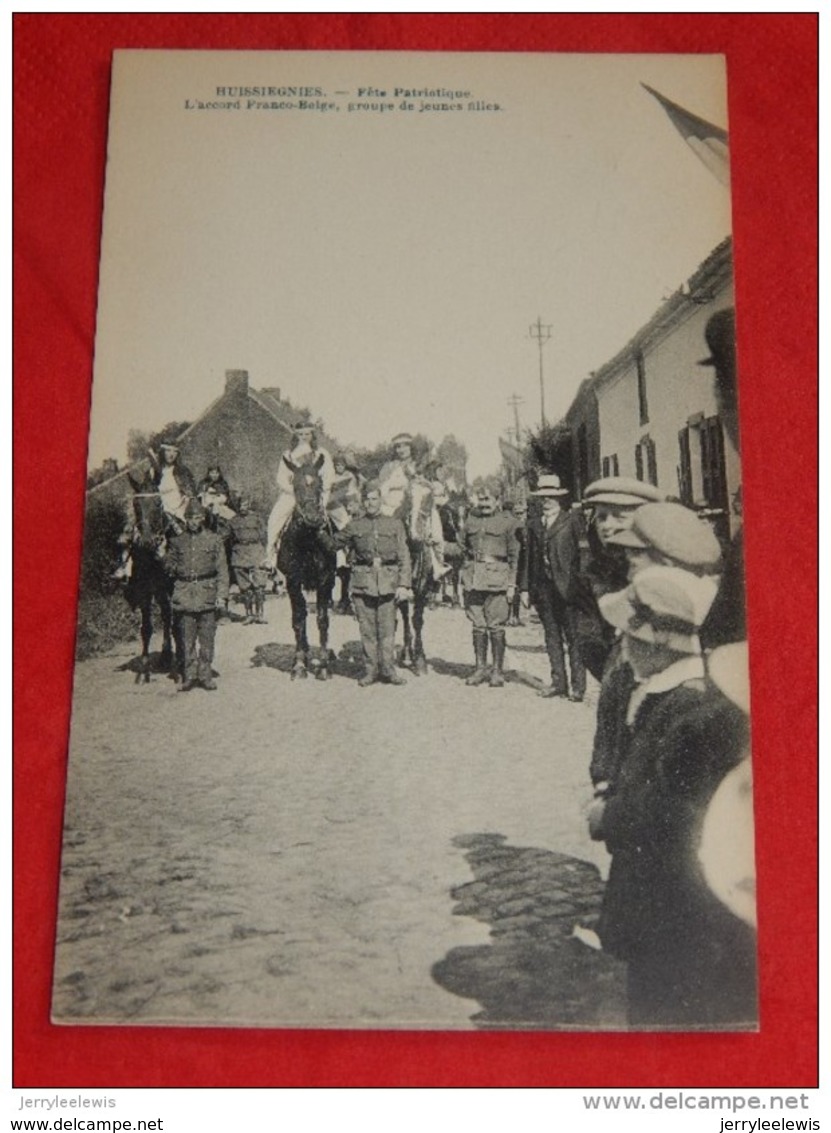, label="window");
[577,423,589,495]
[634,435,658,486]
[677,428,693,504]
[701,415,729,514]
[601,454,619,478]
[678,414,729,514]
[636,352,649,426]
